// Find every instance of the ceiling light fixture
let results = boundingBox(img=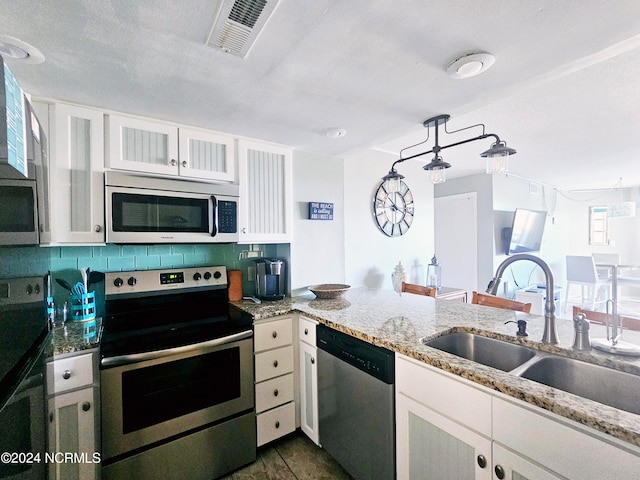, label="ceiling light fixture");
[447,52,495,79]
[322,127,347,138]
[0,35,45,64]
[381,114,517,187]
